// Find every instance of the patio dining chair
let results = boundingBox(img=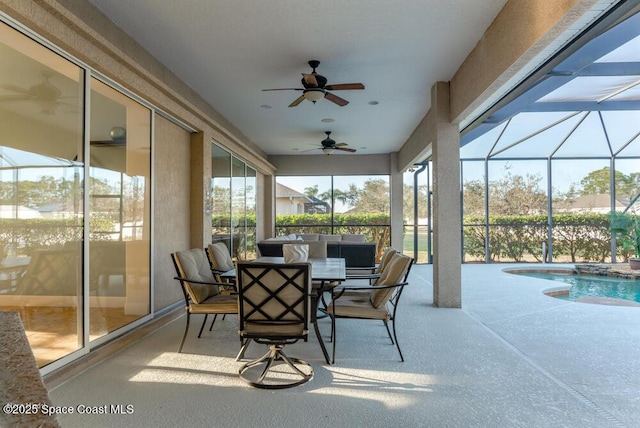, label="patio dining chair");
[327,252,413,362]
[171,249,238,353]
[320,247,398,310]
[236,261,313,389]
[206,242,236,285]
